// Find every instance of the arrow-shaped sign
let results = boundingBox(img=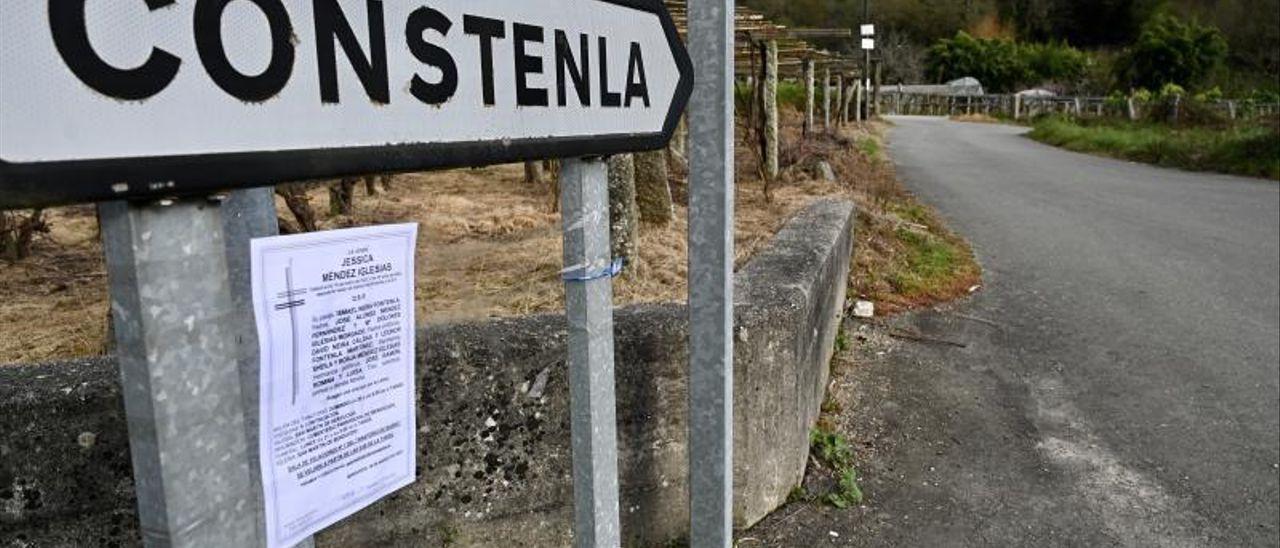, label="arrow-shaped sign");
[0,0,693,209]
